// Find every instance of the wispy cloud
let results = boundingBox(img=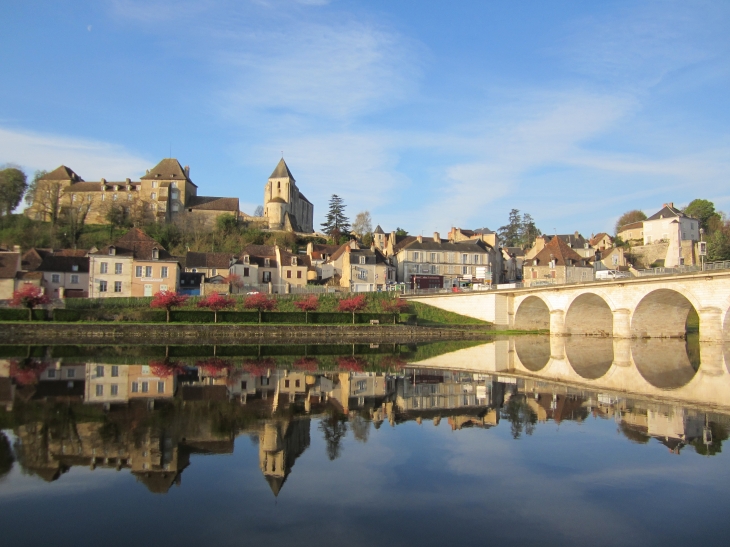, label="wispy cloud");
[0,127,151,180]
